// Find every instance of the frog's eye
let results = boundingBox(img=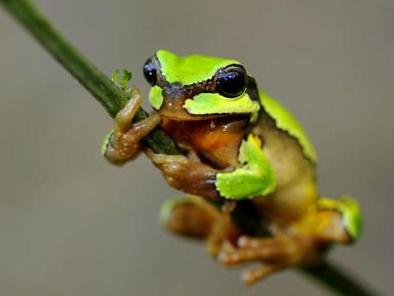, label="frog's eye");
[216,65,247,98]
[143,58,157,86]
